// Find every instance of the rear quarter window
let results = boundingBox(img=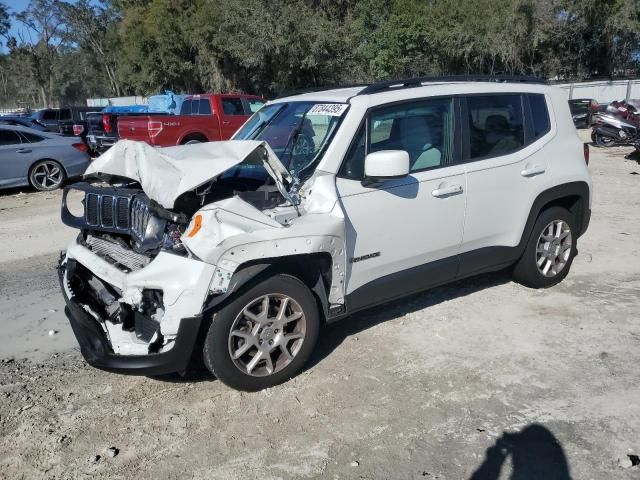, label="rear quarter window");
[20,131,45,143]
[180,100,192,115]
[528,94,550,140]
[198,99,212,115]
